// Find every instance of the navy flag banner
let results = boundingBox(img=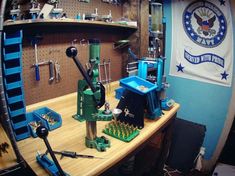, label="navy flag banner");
[170,0,233,87]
